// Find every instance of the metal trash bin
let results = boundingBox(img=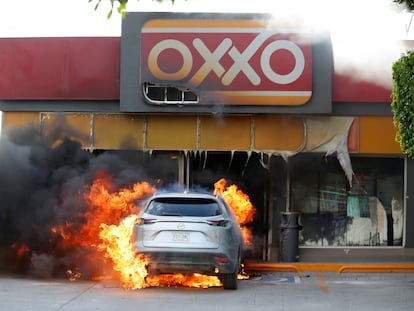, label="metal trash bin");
[280,212,302,262]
